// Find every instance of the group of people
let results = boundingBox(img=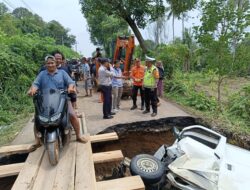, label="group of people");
[28,51,89,145]
[97,56,164,119]
[27,48,165,145]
